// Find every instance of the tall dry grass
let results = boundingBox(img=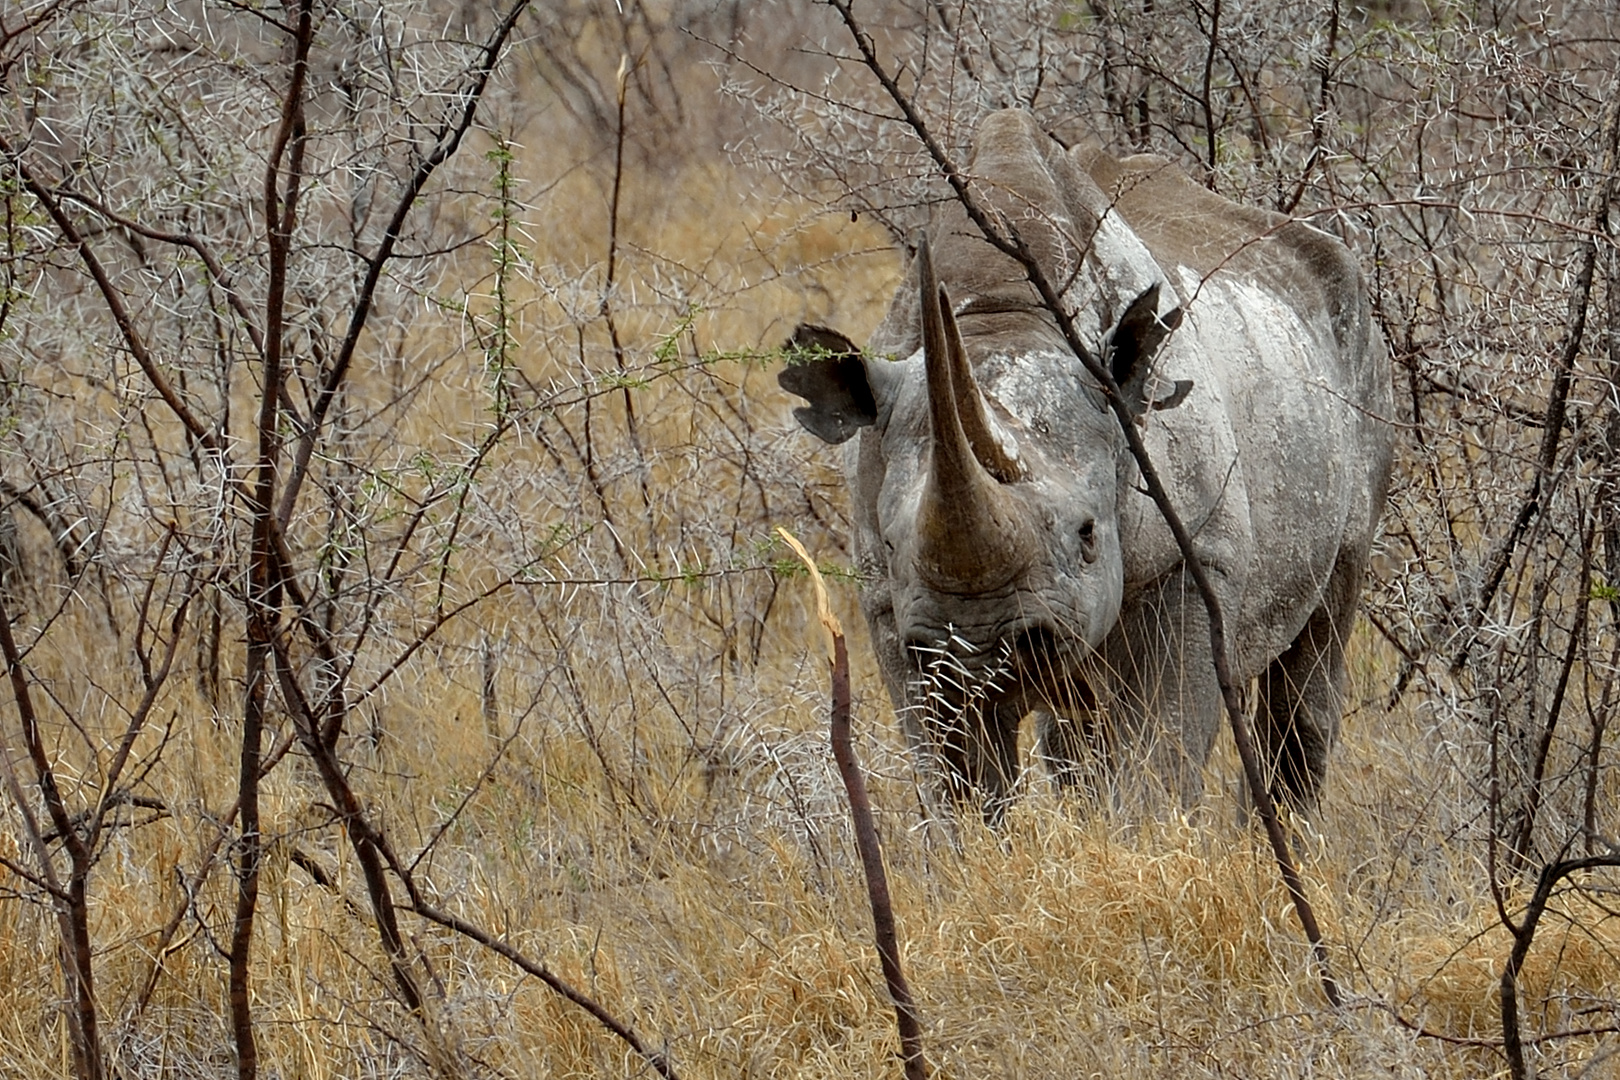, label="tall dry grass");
[10,623,1609,1078]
